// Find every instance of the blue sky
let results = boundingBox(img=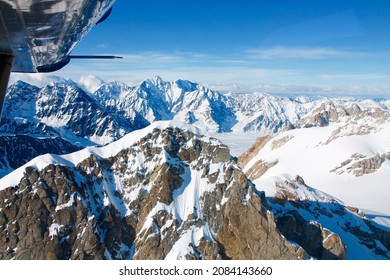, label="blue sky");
[56,0,390,96]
